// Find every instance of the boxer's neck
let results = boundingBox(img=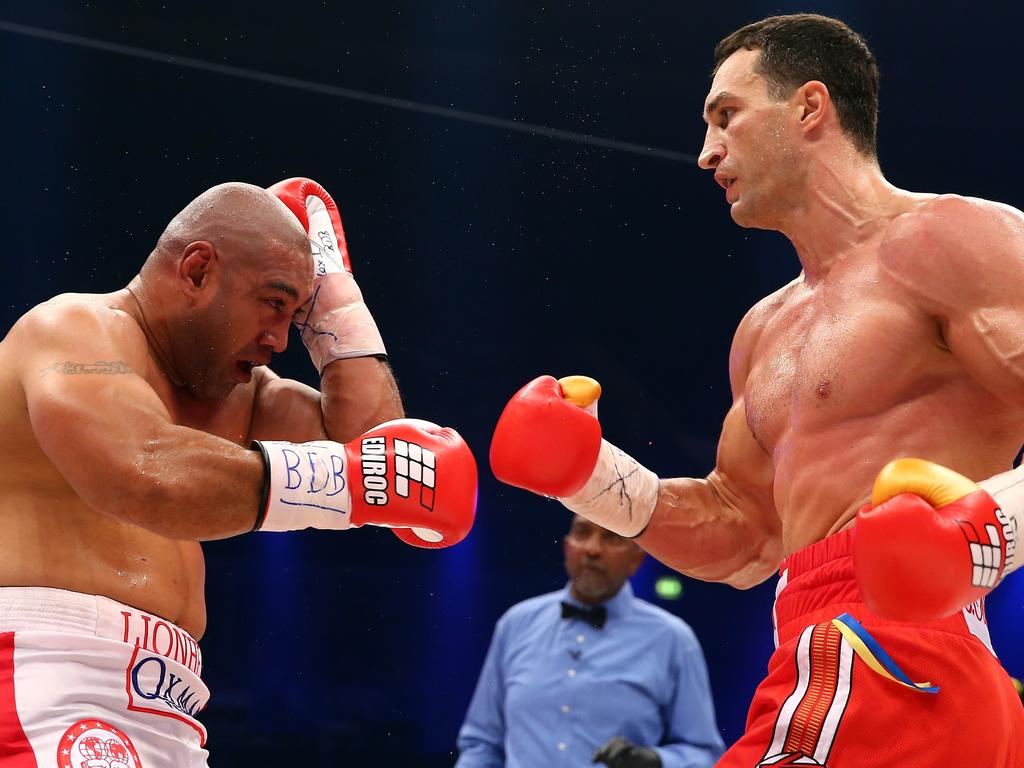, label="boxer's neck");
[126,278,187,389]
[779,157,909,283]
